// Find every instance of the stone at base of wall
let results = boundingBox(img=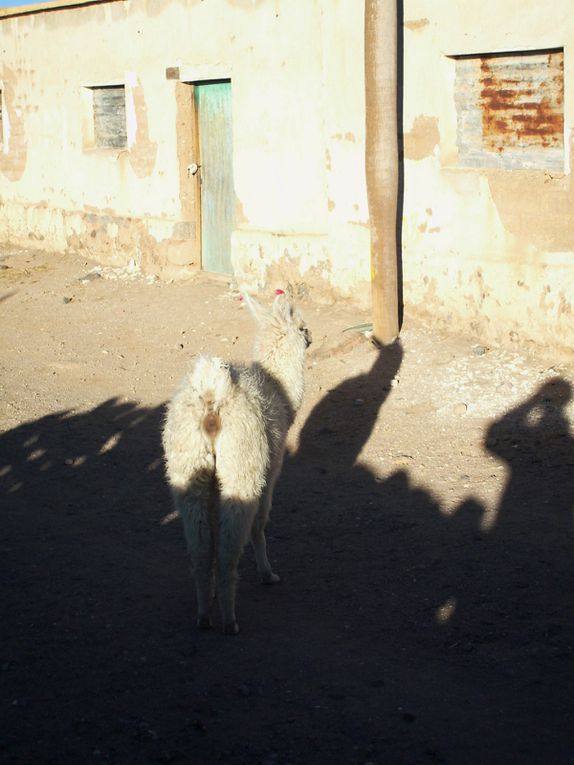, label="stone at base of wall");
[0,201,373,306]
[0,200,376,307]
[231,227,372,309]
[408,302,574,365]
[0,201,198,272]
[403,237,574,357]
